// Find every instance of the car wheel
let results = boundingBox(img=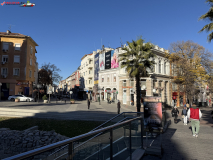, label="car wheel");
[11,98,15,101]
[27,99,30,102]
